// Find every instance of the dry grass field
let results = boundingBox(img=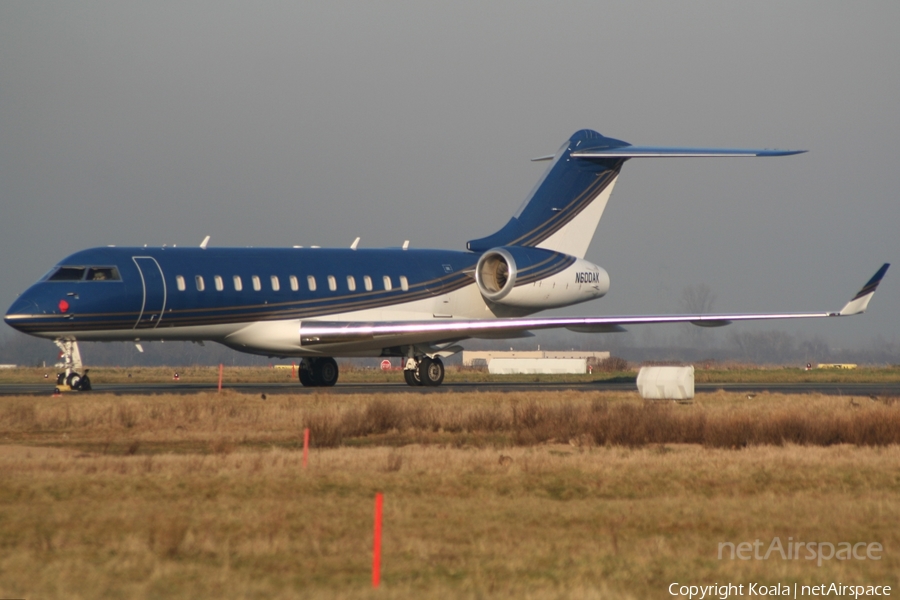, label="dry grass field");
[1,390,898,599]
[1,363,899,386]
